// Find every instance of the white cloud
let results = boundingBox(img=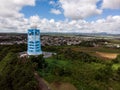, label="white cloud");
[0,0,35,33]
[49,1,55,5]
[25,15,120,34]
[89,16,120,33]
[49,0,61,7]
[0,0,119,34]
[0,16,29,33]
[28,15,41,29]
[50,9,61,15]
[0,0,35,18]
[0,14,120,33]
[59,0,102,19]
[102,0,120,9]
